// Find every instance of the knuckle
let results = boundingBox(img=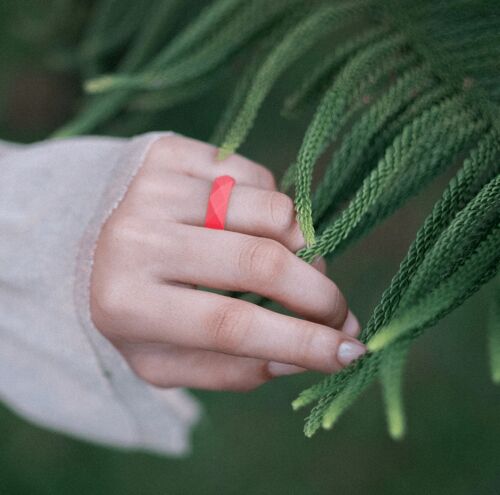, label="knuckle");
[238,238,287,282]
[101,214,160,261]
[151,134,181,157]
[268,192,295,232]
[99,214,142,252]
[129,176,159,199]
[295,326,319,366]
[330,285,348,326]
[99,286,126,316]
[288,221,306,251]
[90,283,130,331]
[257,167,277,190]
[208,302,254,353]
[316,285,344,324]
[112,215,143,243]
[131,357,166,388]
[314,257,327,274]
[148,134,192,172]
